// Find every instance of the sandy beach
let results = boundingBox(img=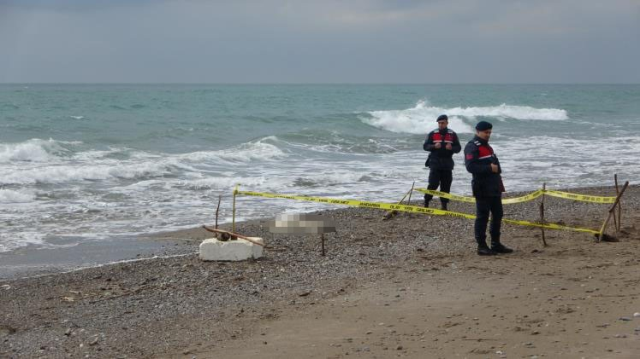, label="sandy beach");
[1,185,639,358]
